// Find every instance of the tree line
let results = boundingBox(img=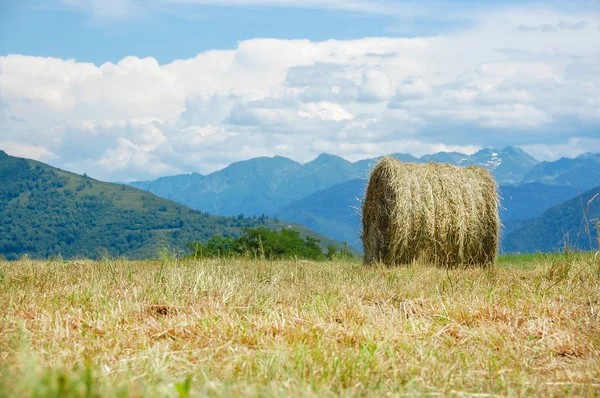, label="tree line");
[186,227,353,261]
